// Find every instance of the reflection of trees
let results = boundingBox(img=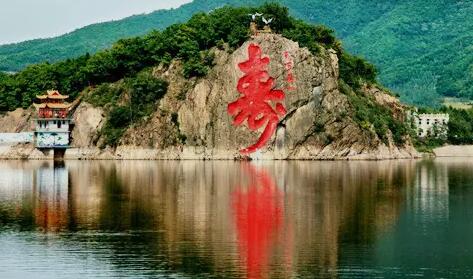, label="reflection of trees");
[0,161,70,232]
[275,160,416,278]
[371,158,469,275]
[0,159,417,278]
